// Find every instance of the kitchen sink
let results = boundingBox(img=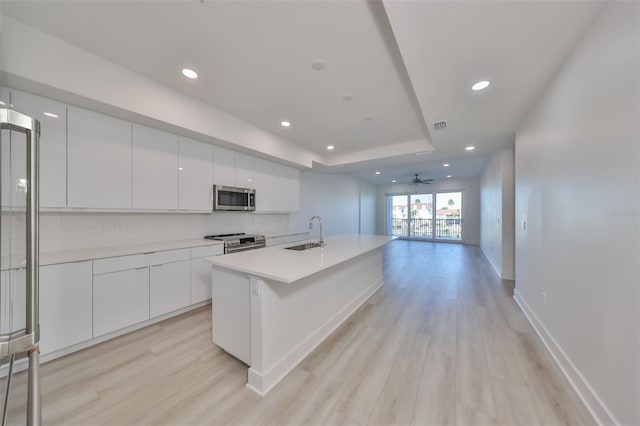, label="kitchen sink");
[285,242,323,251]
